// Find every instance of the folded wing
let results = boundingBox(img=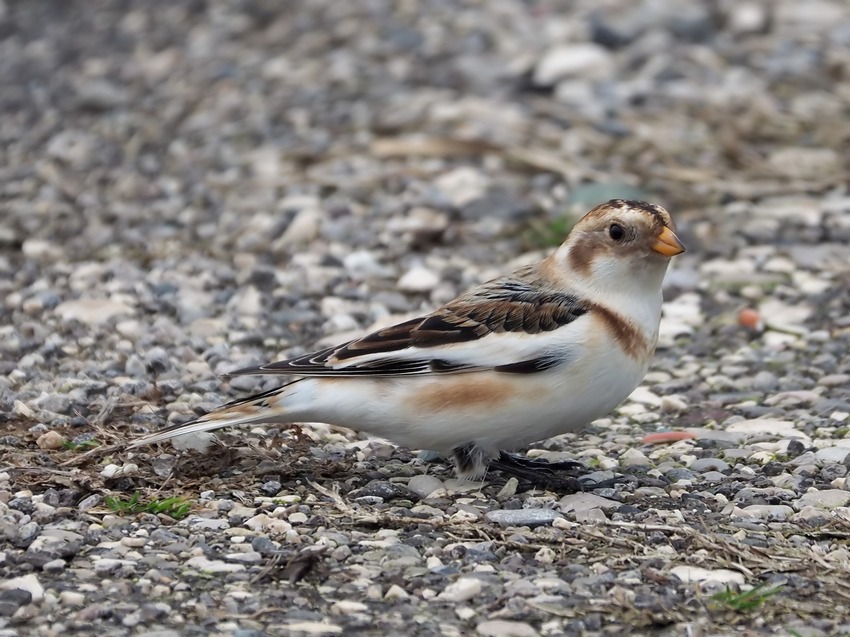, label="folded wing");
[229,271,590,378]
